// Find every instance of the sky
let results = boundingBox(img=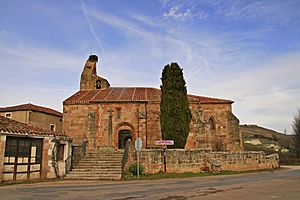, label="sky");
[0,0,300,133]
